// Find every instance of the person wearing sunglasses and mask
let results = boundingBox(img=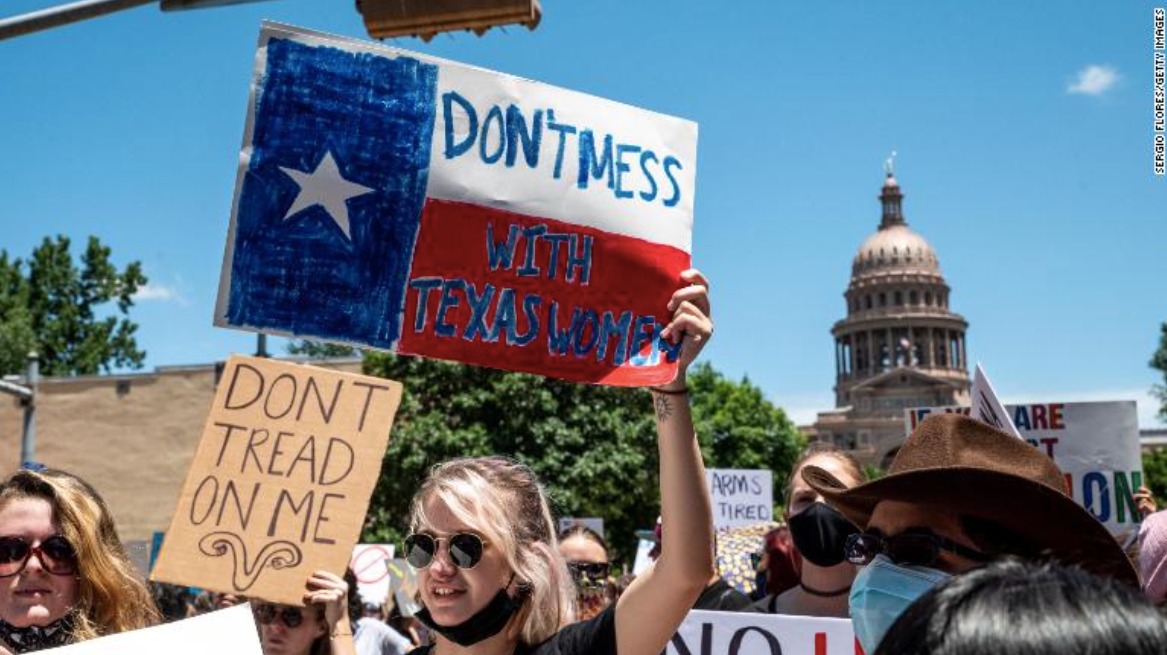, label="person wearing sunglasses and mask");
[401,270,715,655]
[253,570,355,655]
[0,468,158,653]
[802,413,1139,655]
[556,526,611,622]
[750,444,866,616]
